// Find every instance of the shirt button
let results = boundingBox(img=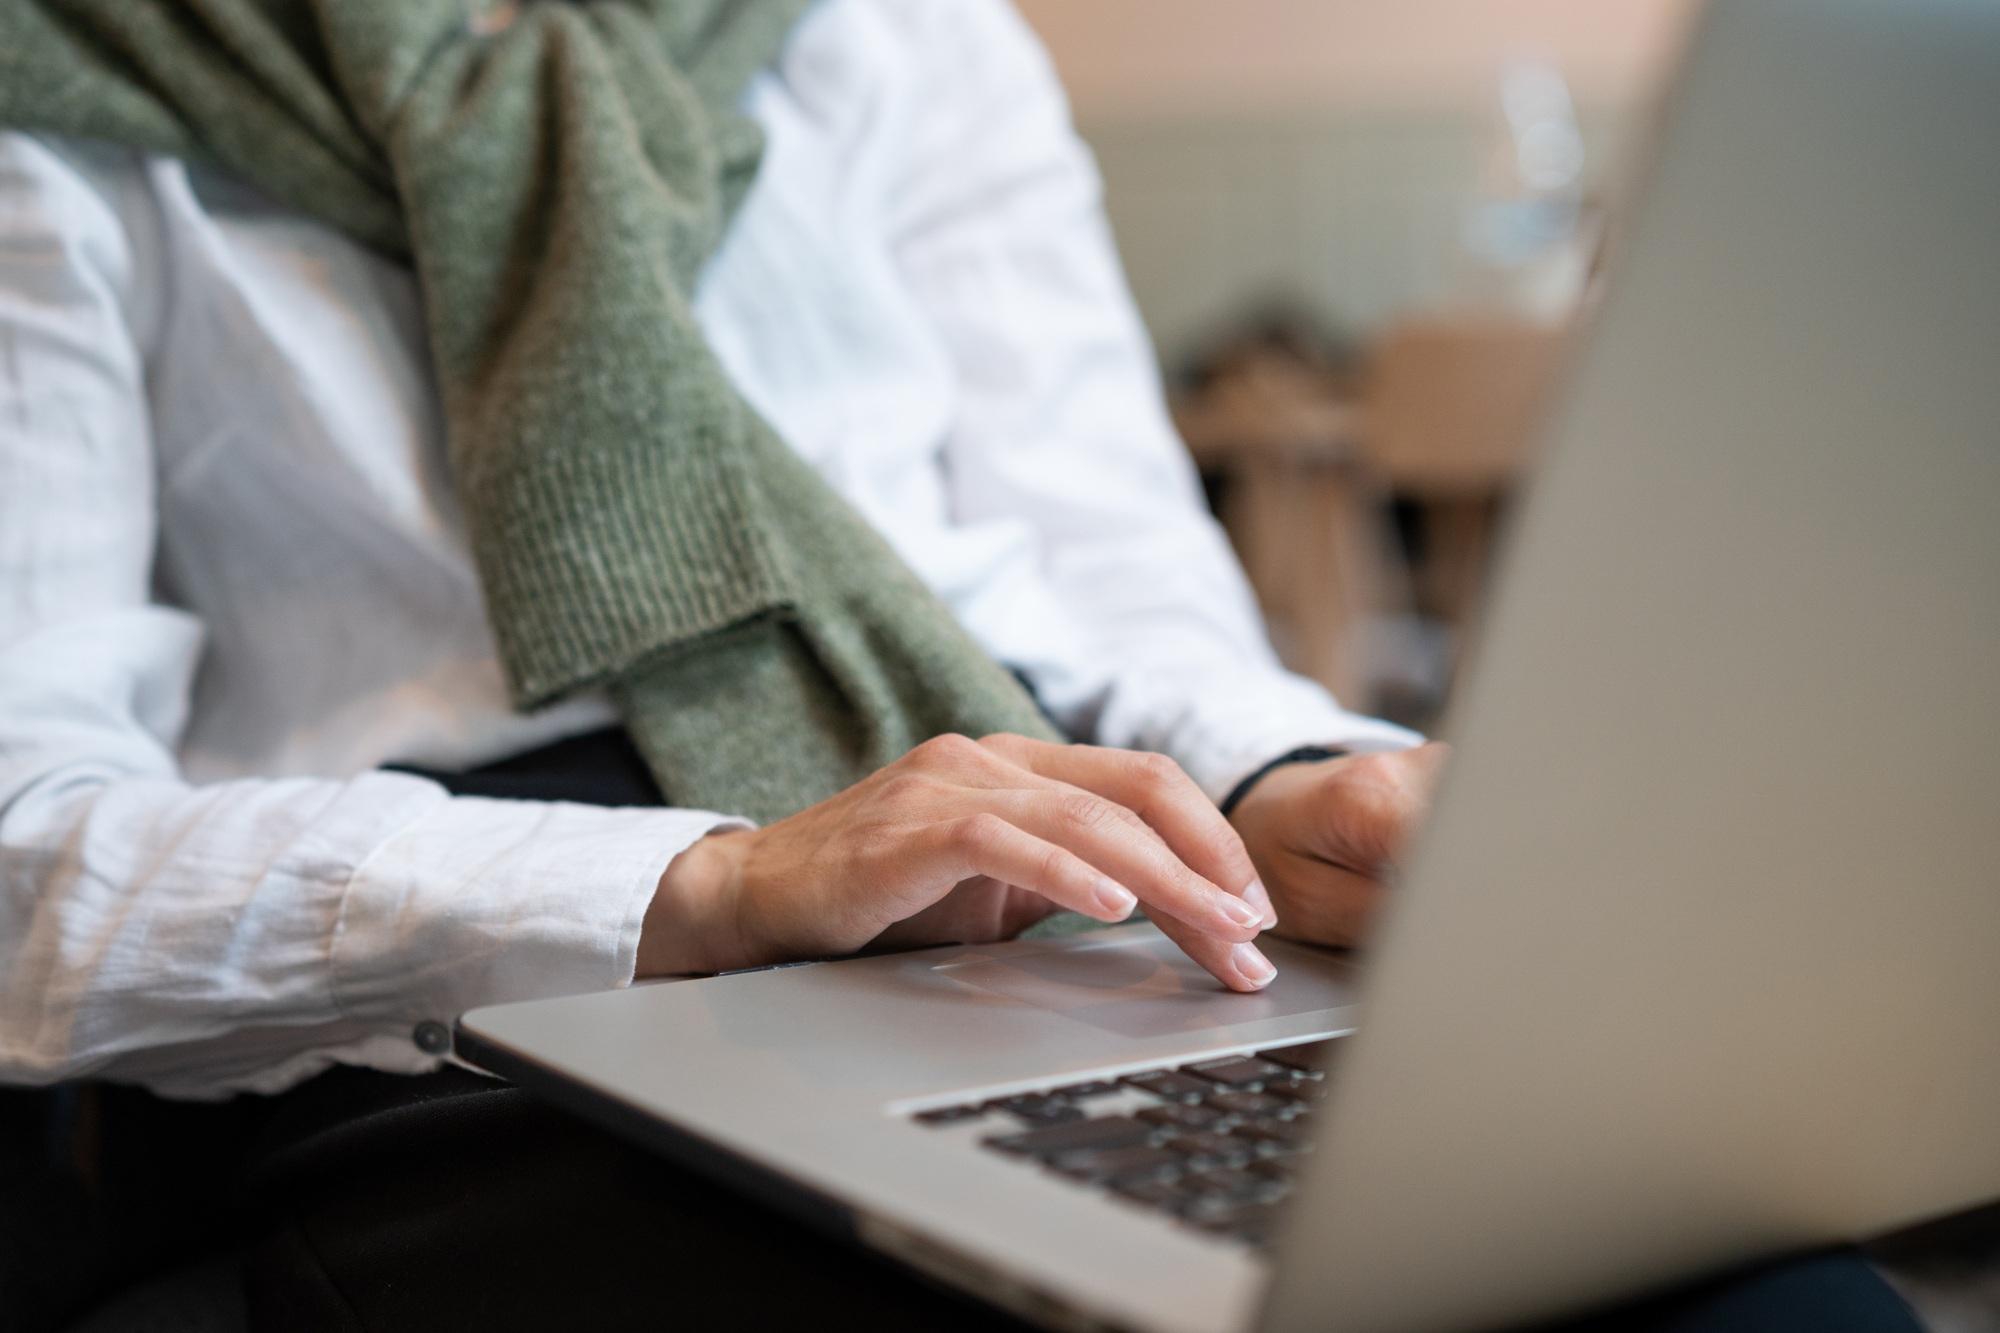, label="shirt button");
[413,1020,452,1056]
